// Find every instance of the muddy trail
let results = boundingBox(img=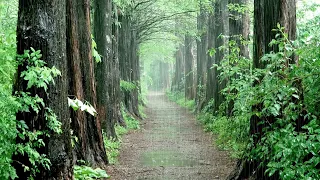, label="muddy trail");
[108,92,235,180]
